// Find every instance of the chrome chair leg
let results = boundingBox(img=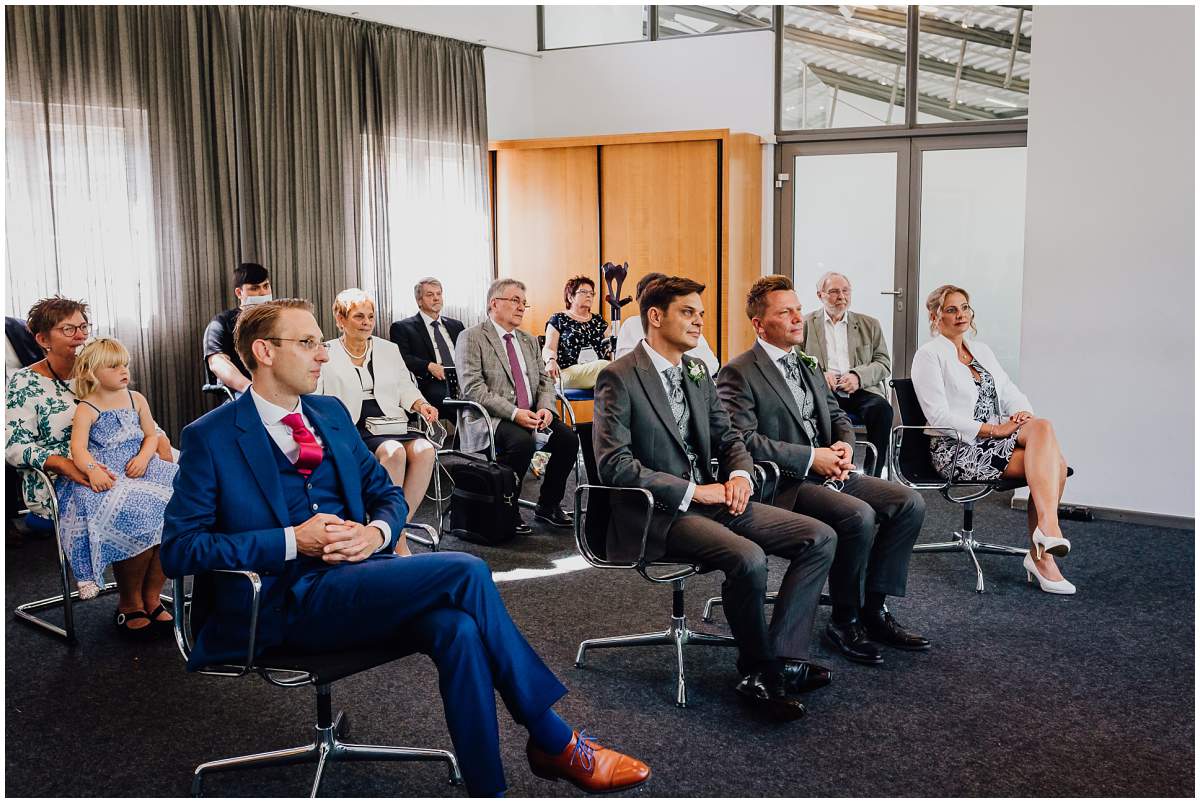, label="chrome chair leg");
[339,743,463,784]
[575,629,673,666]
[974,540,1031,556]
[962,535,986,593]
[403,522,440,552]
[309,742,331,797]
[672,623,688,707]
[192,742,319,796]
[912,534,968,552]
